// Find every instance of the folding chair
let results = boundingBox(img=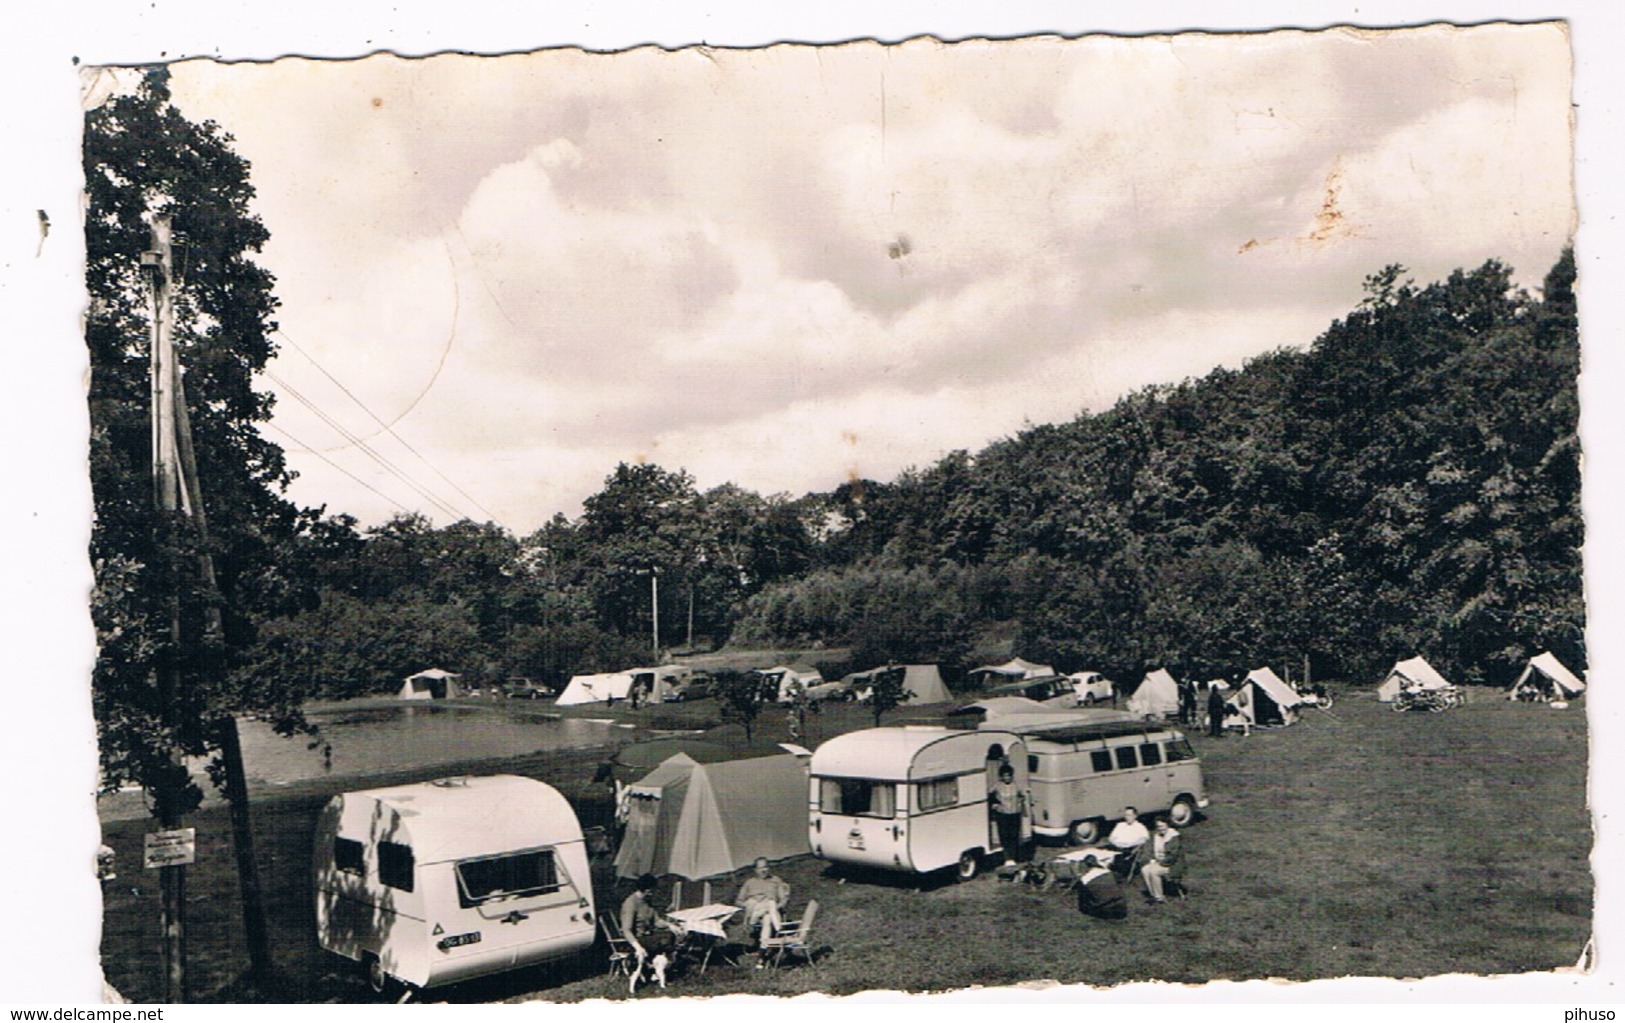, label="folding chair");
[761,899,819,968]
[601,913,646,993]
